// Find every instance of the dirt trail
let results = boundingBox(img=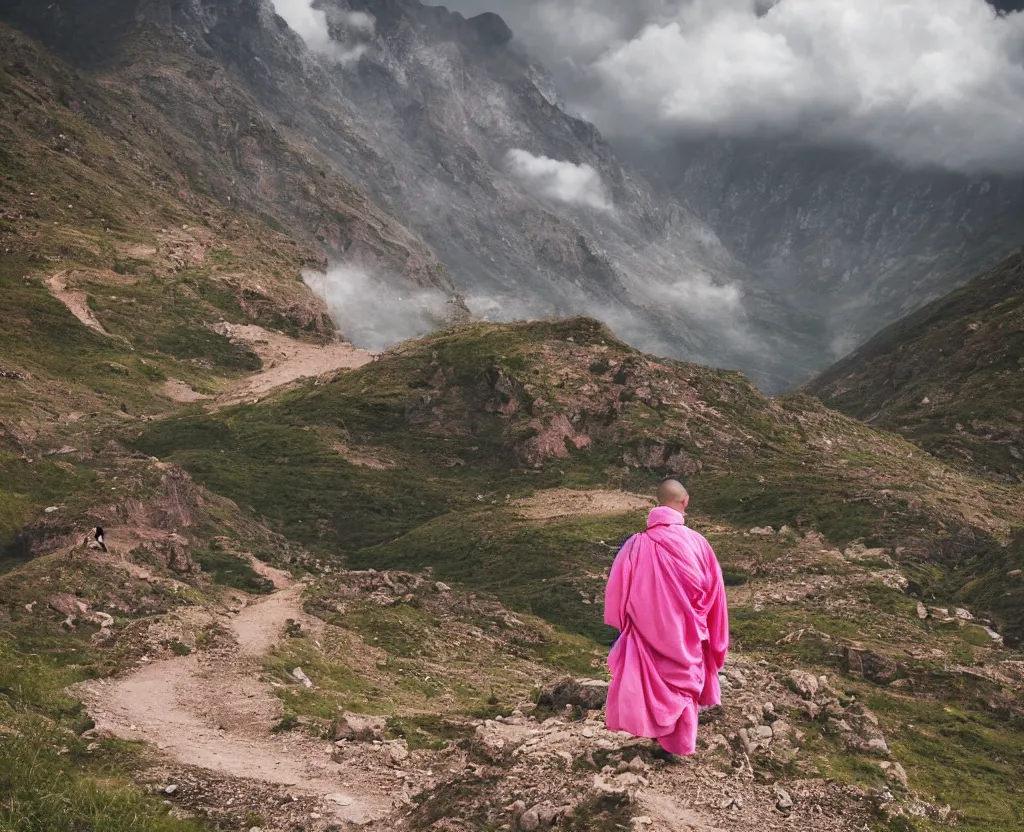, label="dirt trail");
[78,581,390,826]
[512,488,653,520]
[213,323,374,406]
